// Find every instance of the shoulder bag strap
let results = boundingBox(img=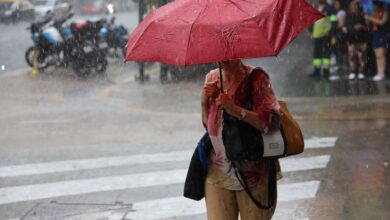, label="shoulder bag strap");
[232,160,276,210]
[233,67,277,209]
[244,67,267,110]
